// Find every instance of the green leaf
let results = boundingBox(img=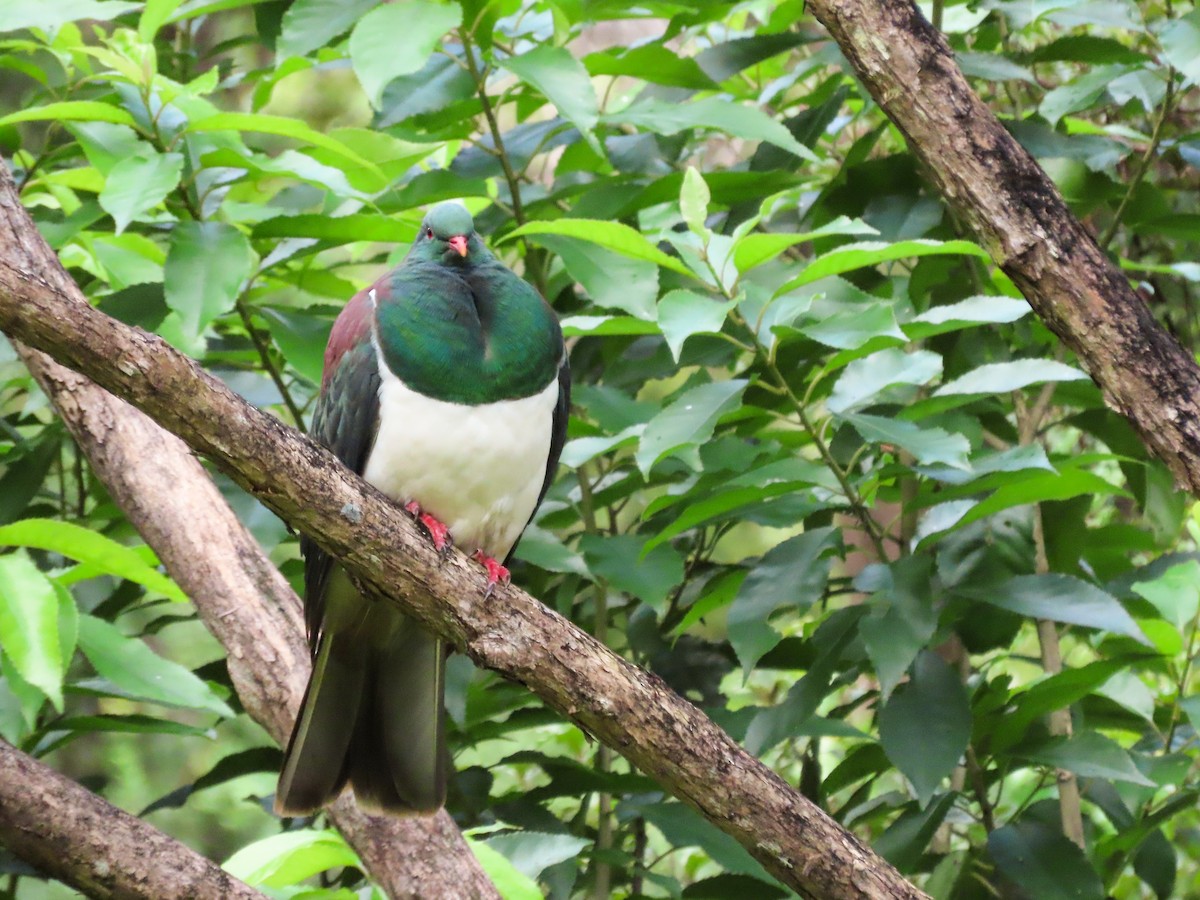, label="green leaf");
[505,219,694,277]
[859,558,937,699]
[252,212,415,243]
[934,359,1088,396]
[139,0,185,41]
[98,150,183,234]
[224,829,360,888]
[77,615,234,717]
[828,348,942,414]
[534,234,658,320]
[680,167,710,237]
[0,551,64,710]
[956,51,1037,84]
[465,837,543,900]
[164,221,256,337]
[607,97,817,161]
[1161,10,1200,87]
[350,1,461,108]
[0,0,140,33]
[277,0,378,58]
[879,651,971,807]
[1021,732,1155,786]
[1040,65,1128,126]
[728,528,838,673]
[0,518,184,601]
[0,101,137,129]
[483,831,591,882]
[1132,560,1200,633]
[988,821,1104,900]
[902,295,1031,339]
[779,240,990,293]
[503,46,600,151]
[635,802,774,880]
[843,413,970,468]
[733,217,878,274]
[559,315,660,338]
[977,574,1147,642]
[635,379,747,476]
[187,112,380,175]
[259,306,332,386]
[657,290,735,361]
[580,534,684,614]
